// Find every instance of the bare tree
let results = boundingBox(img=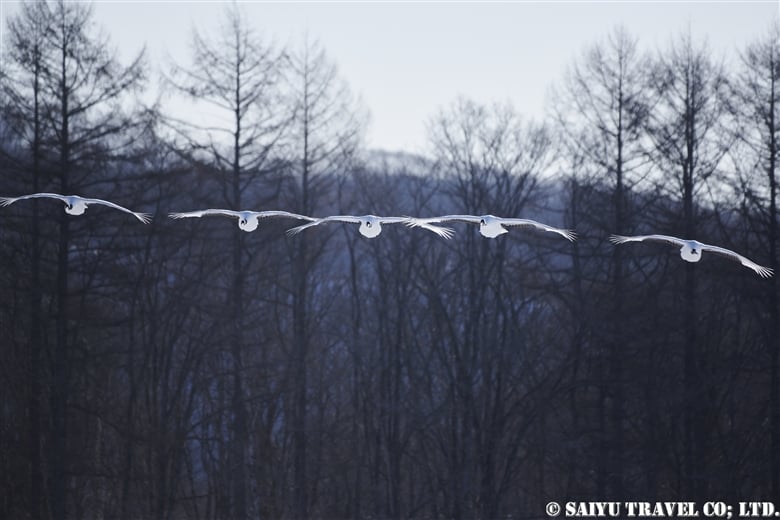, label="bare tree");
[553,26,652,497]
[1,3,53,516]
[647,29,732,500]
[426,98,559,518]
[732,21,780,499]
[284,35,363,518]
[166,7,287,518]
[34,2,146,517]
